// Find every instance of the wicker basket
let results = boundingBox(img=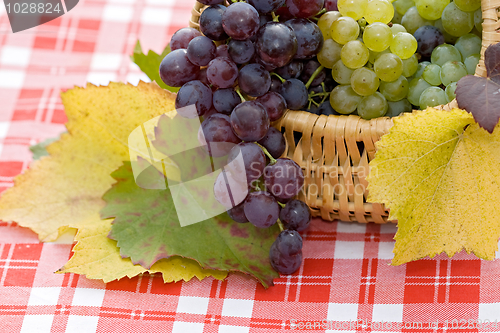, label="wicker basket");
[189,0,499,223]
